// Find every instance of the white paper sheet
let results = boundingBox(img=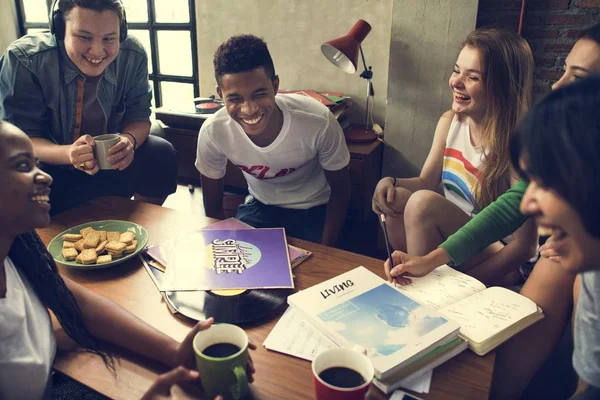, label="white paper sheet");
[263,307,336,361]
